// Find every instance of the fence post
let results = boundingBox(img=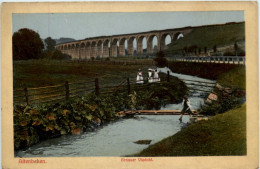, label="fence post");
[65,81,69,100]
[167,71,170,82]
[95,78,99,95]
[24,88,30,105]
[127,78,131,95]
